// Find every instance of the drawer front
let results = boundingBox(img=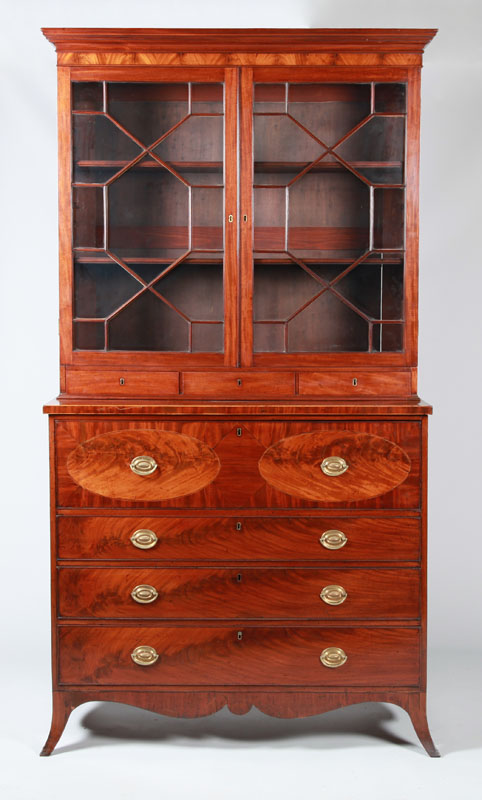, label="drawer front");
[65,368,179,397]
[58,625,420,686]
[56,419,420,509]
[298,370,412,398]
[58,567,420,620]
[182,372,295,398]
[57,515,421,561]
